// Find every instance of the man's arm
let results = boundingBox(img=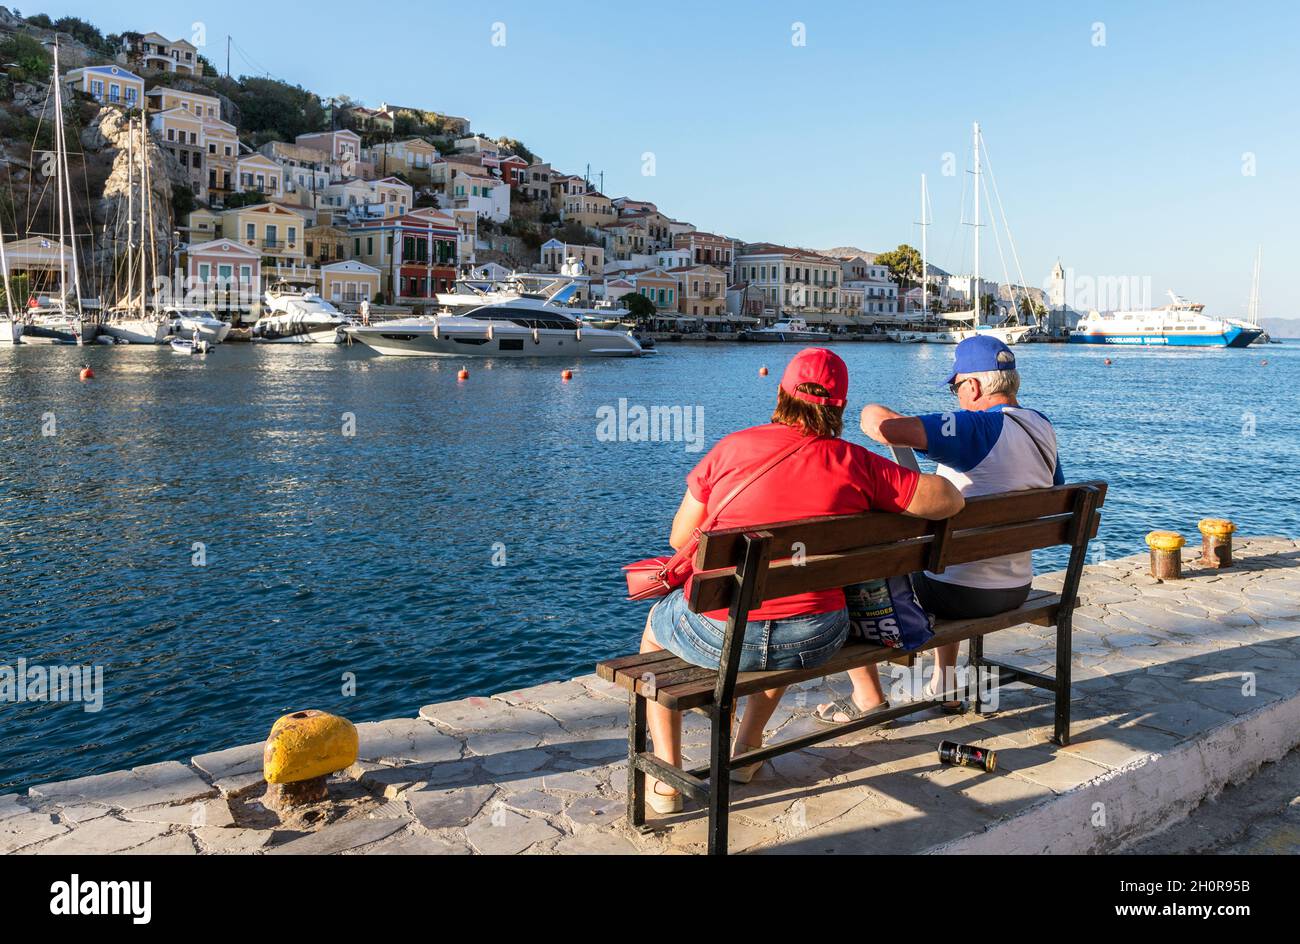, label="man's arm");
[861,403,928,450]
[904,473,964,519]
